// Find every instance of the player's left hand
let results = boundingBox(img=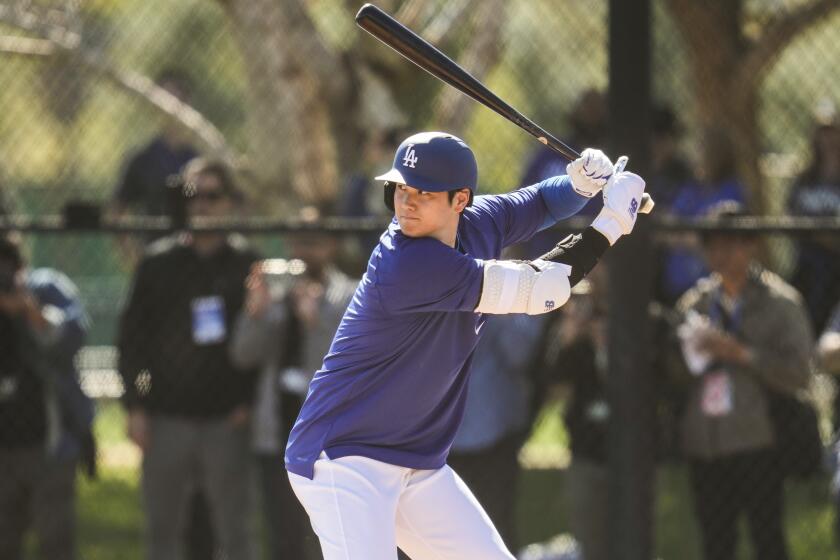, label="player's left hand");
[566,148,614,197]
